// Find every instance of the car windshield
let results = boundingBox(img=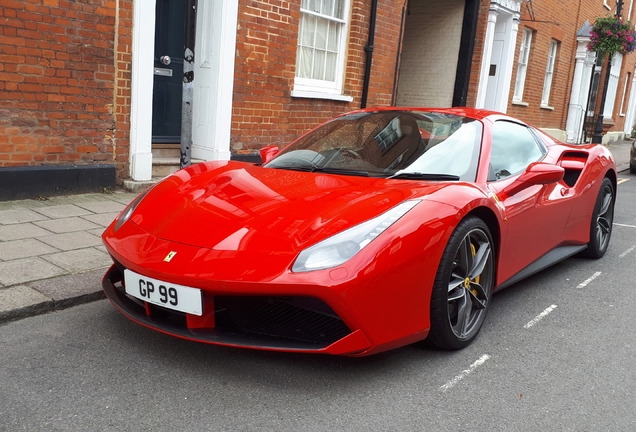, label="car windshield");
[264,111,483,181]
